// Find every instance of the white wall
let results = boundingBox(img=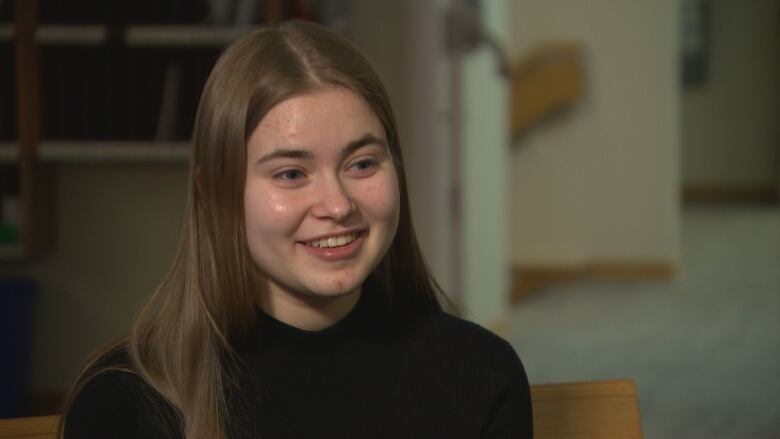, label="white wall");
[460,0,511,324]
[508,0,681,266]
[682,0,779,187]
